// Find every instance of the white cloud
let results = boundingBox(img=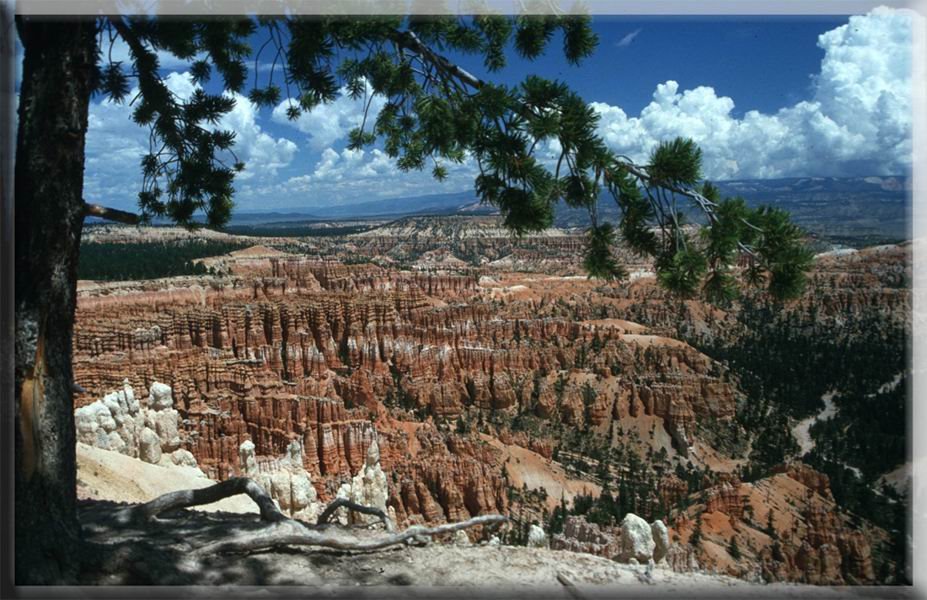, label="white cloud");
[616,28,642,48]
[162,71,197,100]
[83,71,298,207]
[83,96,150,204]
[592,7,913,180]
[239,147,478,208]
[308,147,397,182]
[218,90,298,180]
[271,81,387,151]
